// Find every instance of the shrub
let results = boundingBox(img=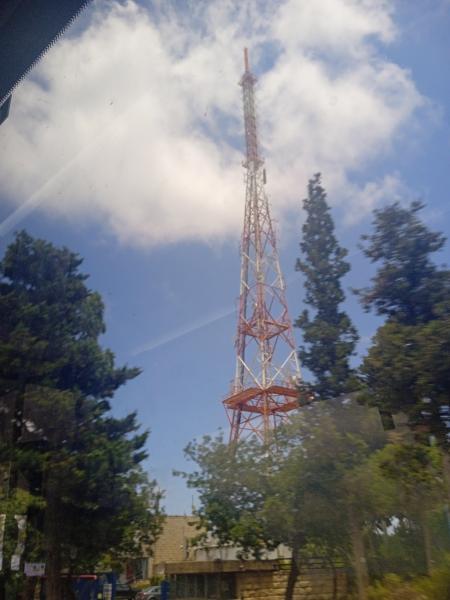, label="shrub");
[367,556,450,600]
[368,574,425,600]
[414,555,450,599]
